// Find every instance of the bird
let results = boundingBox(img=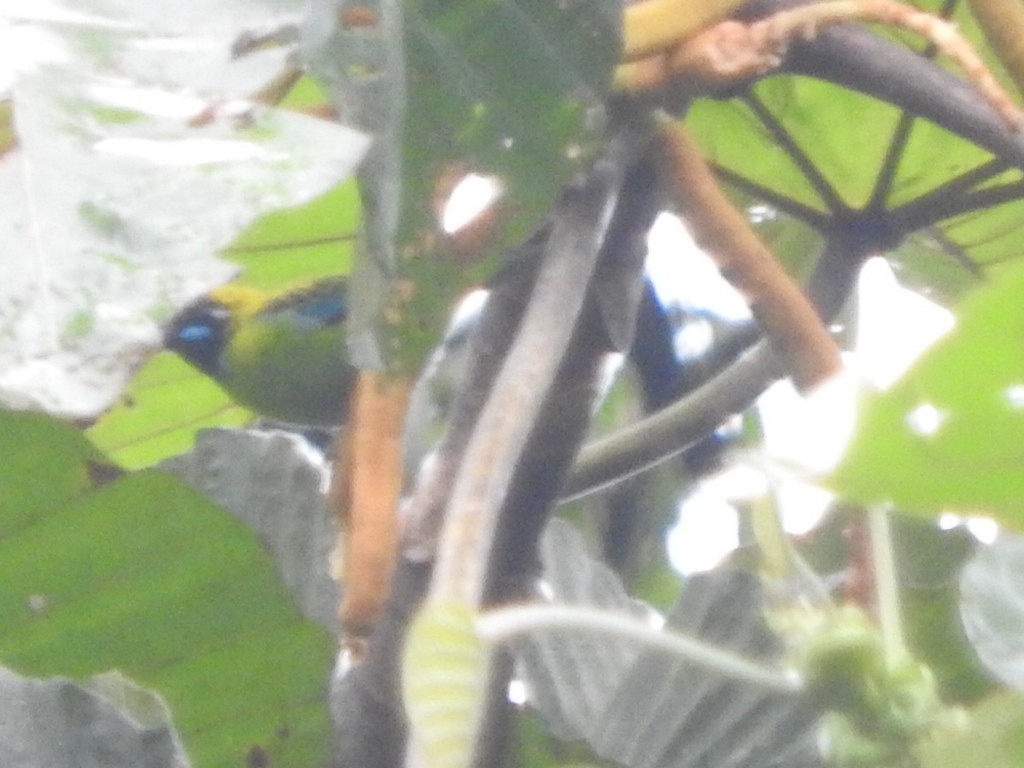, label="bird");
[164,277,356,426]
